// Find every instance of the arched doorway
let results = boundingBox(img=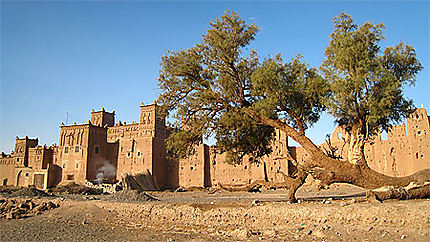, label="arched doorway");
[16,170,26,187]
